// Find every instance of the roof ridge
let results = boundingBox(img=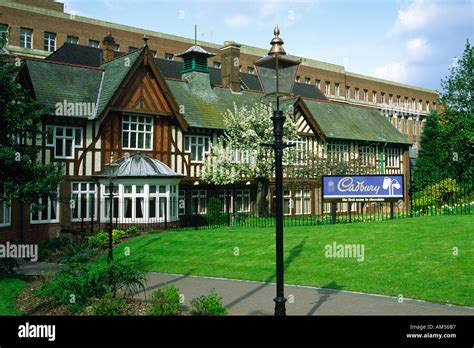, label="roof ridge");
[23,56,103,71]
